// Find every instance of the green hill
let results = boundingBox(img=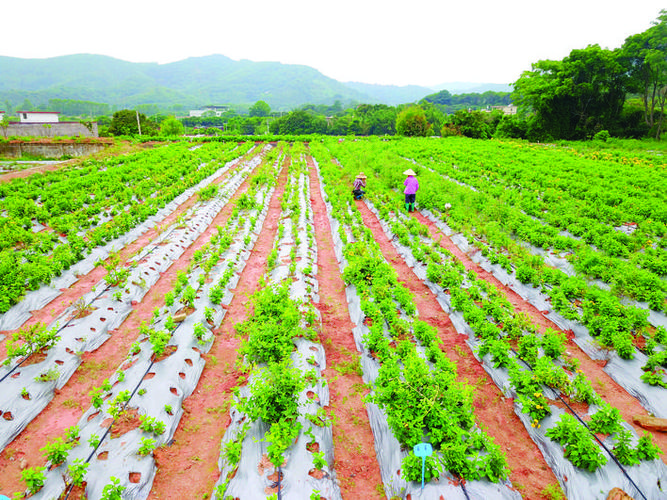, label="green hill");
[0,54,437,111]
